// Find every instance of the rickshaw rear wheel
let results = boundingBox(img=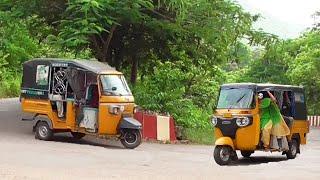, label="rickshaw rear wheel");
[214,145,233,166]
[286,139,298,159]
[71,132,86,140]
[35,121,53,141]
[120,129,142,149]
[241,150,254,158]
